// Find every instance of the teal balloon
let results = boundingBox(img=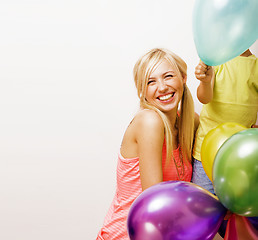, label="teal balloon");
[193,0,258,66]
[213,129,258,217]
